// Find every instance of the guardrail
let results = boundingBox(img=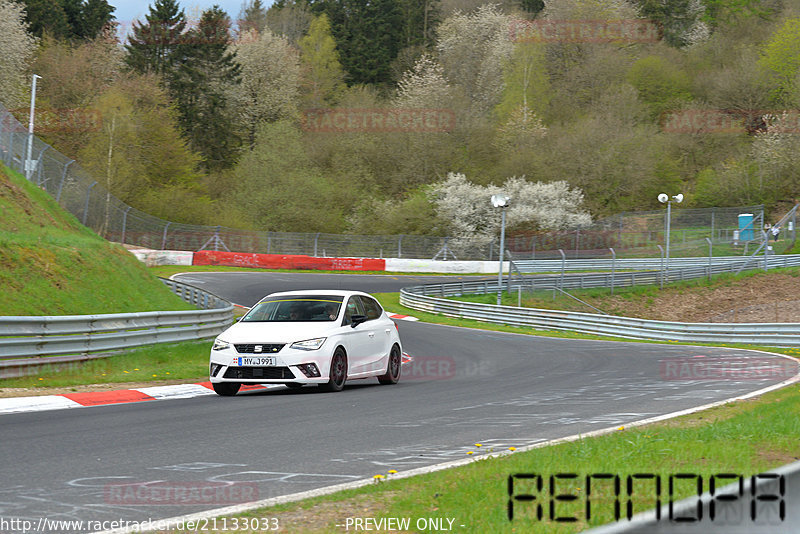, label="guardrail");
[0,279,233,377]
[400,256,800,346]
[512,253,800,273]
